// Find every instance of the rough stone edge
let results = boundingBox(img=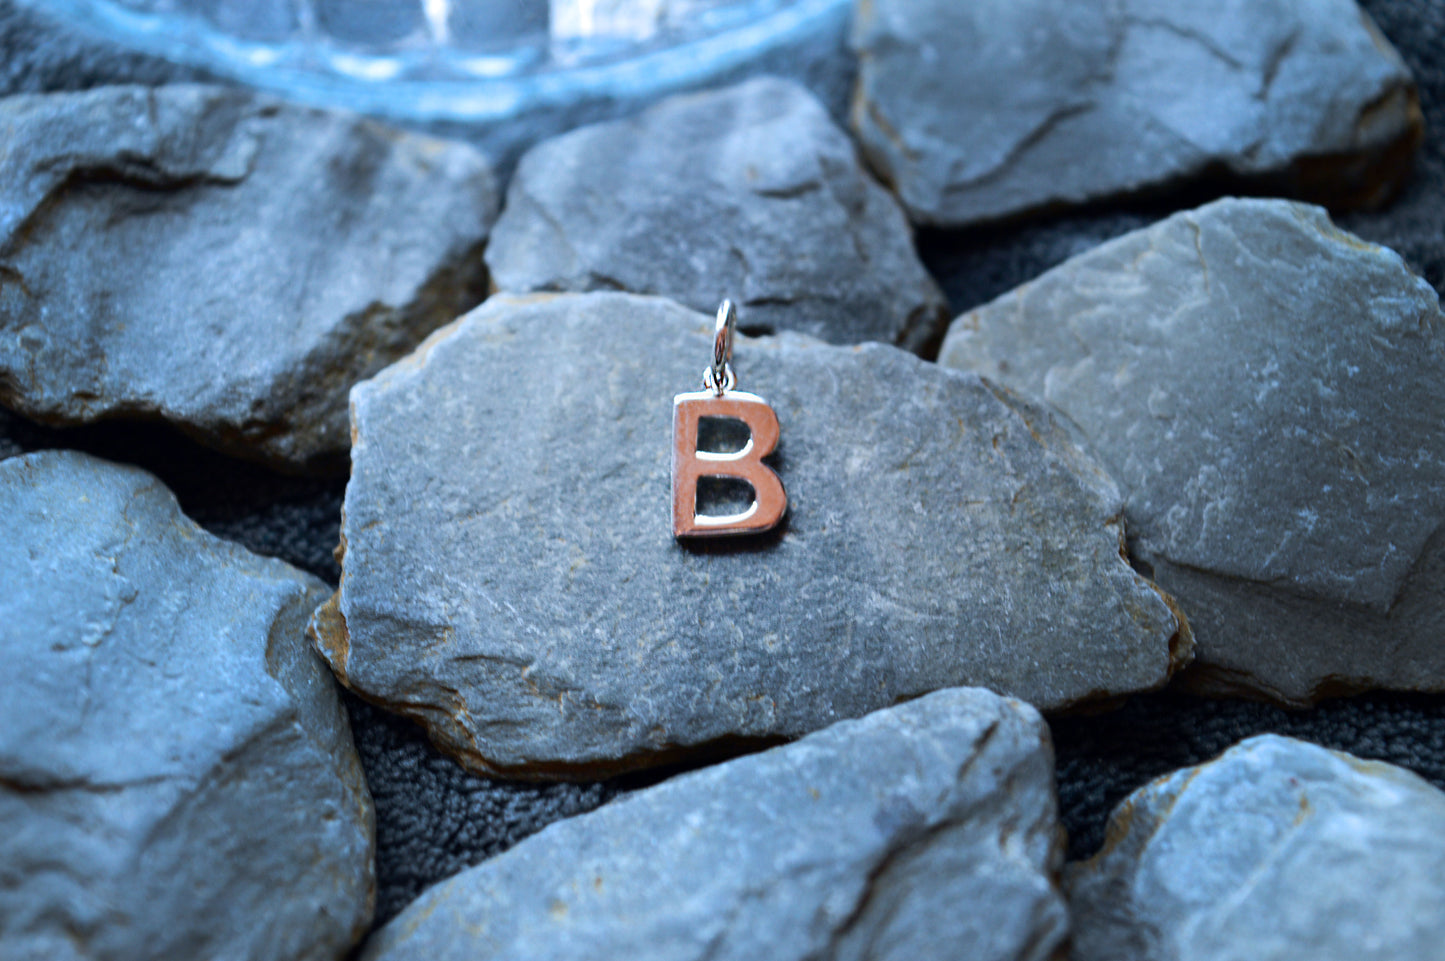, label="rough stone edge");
[484,77,951,357]
[0,88,497,476]
[2,448,379,953]
[846,4,1426,229]
[360,688,1070,960]
[1064,732,1445,883]
[941,198,1440,707]
[979,378,1196,710]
